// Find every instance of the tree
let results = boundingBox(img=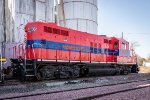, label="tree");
[147,54,150,60]
[137,55,145,66]
[130,41,139,51]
